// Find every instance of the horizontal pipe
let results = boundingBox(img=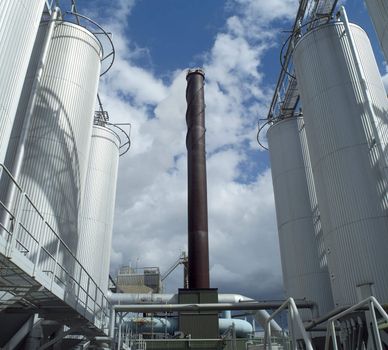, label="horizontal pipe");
[113,301,316,313]
[106,292,315,334]
[125,317,253,338]
[107,291,177,304]
[305,306,349,331]
[106,292,270,305]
